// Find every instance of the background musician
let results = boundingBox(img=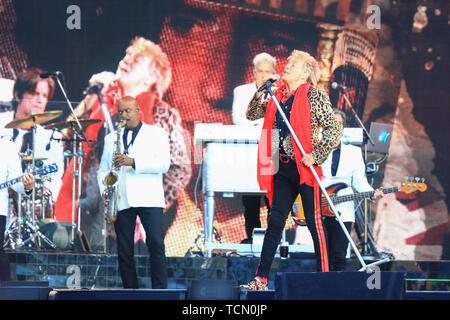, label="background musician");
[97,96,169,289]
[0,137,34,282]
[317,109,383,271]
[231,52,276,243]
